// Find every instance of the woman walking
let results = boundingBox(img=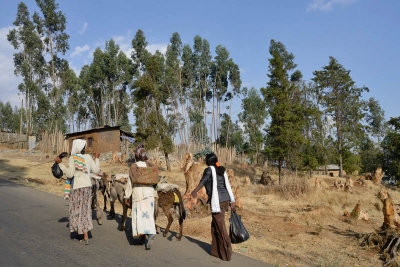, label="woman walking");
[124,145,157,250]
[56,139,100,245]
[191,153,235,261]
